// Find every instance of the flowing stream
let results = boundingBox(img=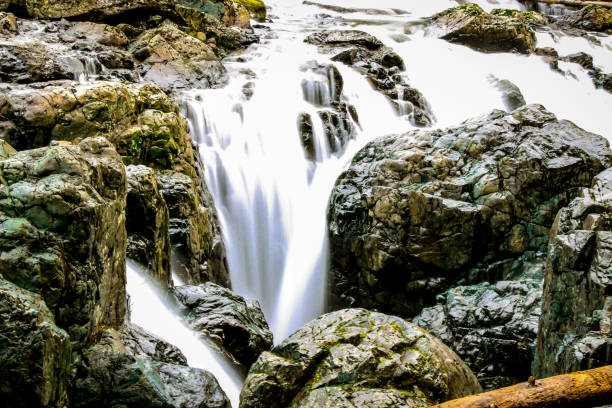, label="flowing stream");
[133,0,611,405]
